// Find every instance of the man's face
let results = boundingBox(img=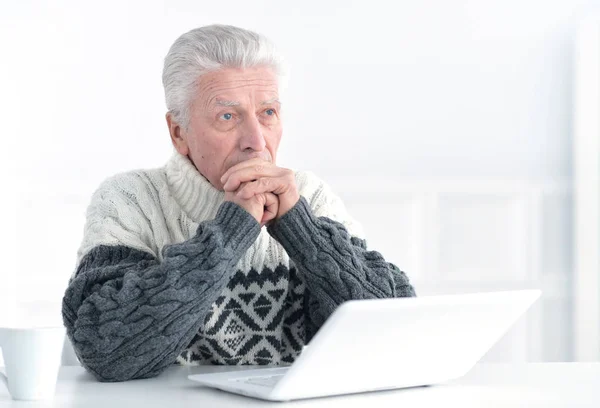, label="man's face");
[168,66,282,191]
